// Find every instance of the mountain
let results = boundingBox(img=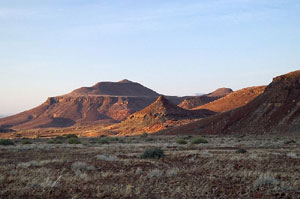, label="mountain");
[206,88,233,97]
[67,79,160,97]
[194,86,266,112]
[162,70,300,135]
[110,96,215,135]
[0,80,166,130]
[178,88,233,109]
